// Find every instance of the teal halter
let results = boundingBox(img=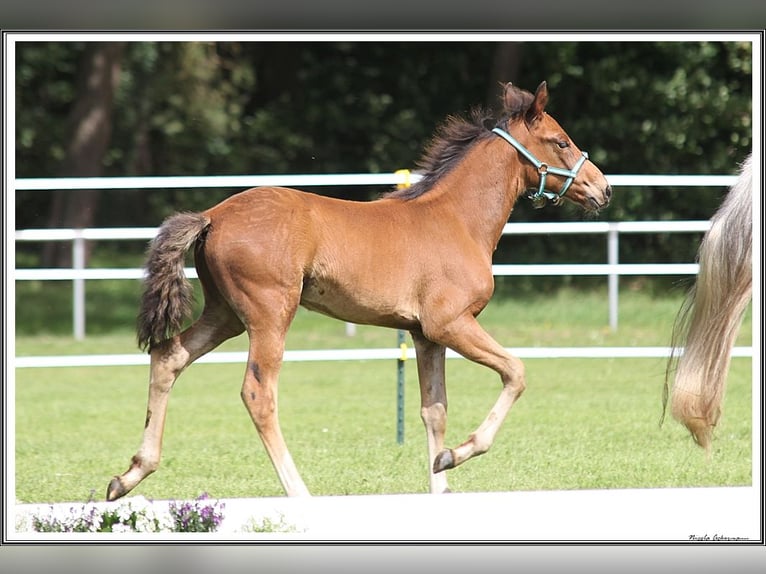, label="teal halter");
[492,127,589,208]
